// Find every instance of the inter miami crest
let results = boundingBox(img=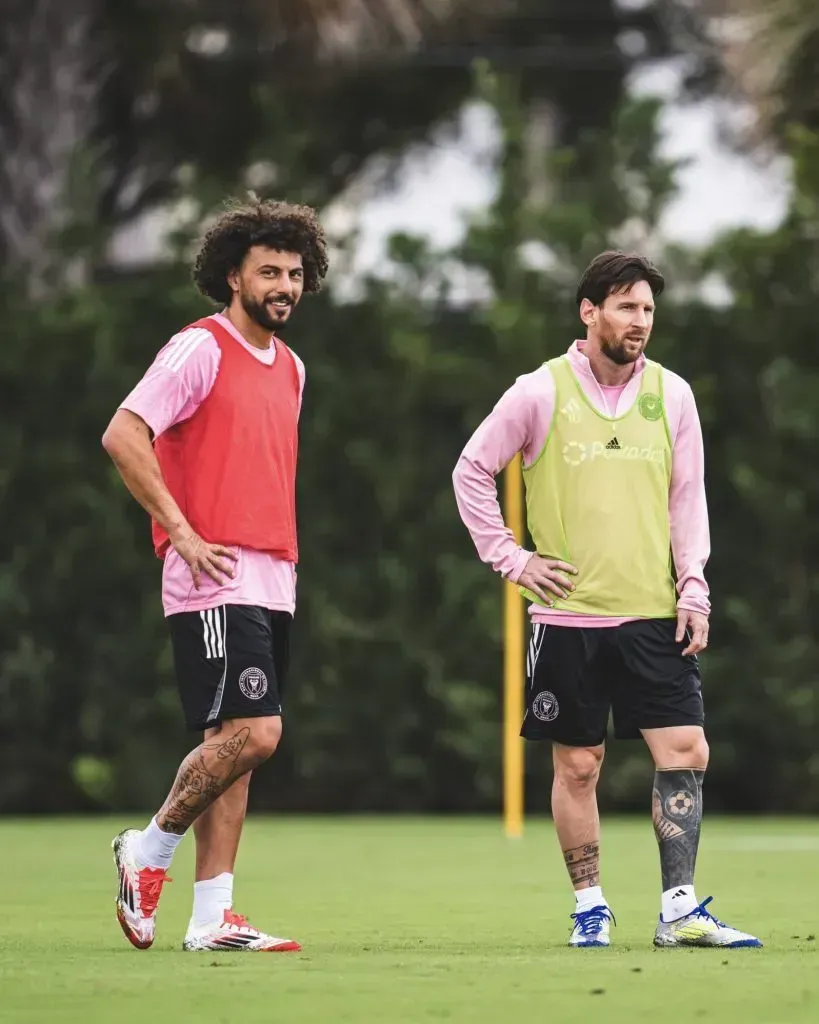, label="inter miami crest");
[532,690,560,722]
[638,392,664,421]
[238,667,268,700]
